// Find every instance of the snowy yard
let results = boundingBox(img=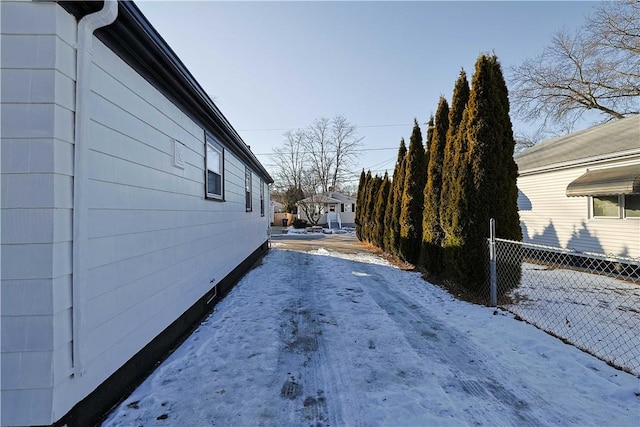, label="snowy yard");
[103,241,639,426]
[509,262,640,376]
